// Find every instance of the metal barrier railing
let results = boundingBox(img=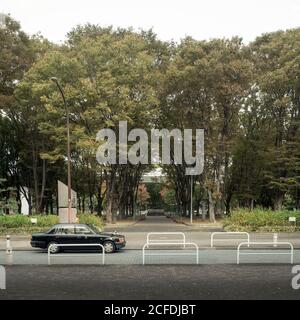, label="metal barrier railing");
[237,241,294,264]
[146,232,186,248]
[48,243,105,265]
[142,242,199,265]
[211,232,250,248]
